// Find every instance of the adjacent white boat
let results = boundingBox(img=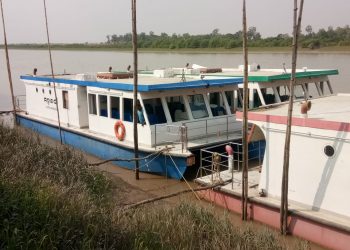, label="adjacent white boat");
[196,93,350,250]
